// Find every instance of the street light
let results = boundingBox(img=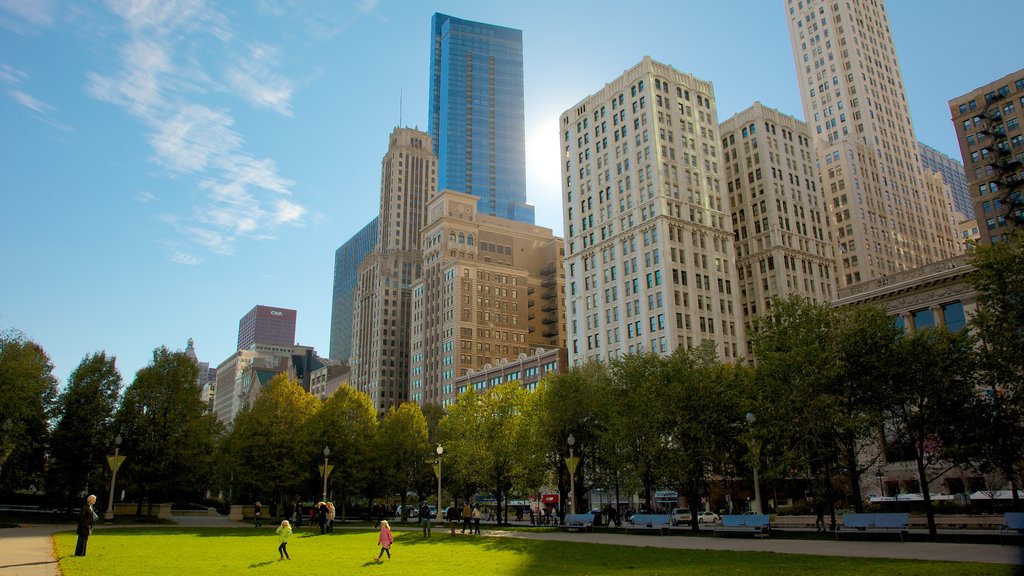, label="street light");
[745,412,763,514]
[566,434,579,515]
[321,446,331,502]
[435,444,444,522]
[875,469,886,499]
[105,434,124,521]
